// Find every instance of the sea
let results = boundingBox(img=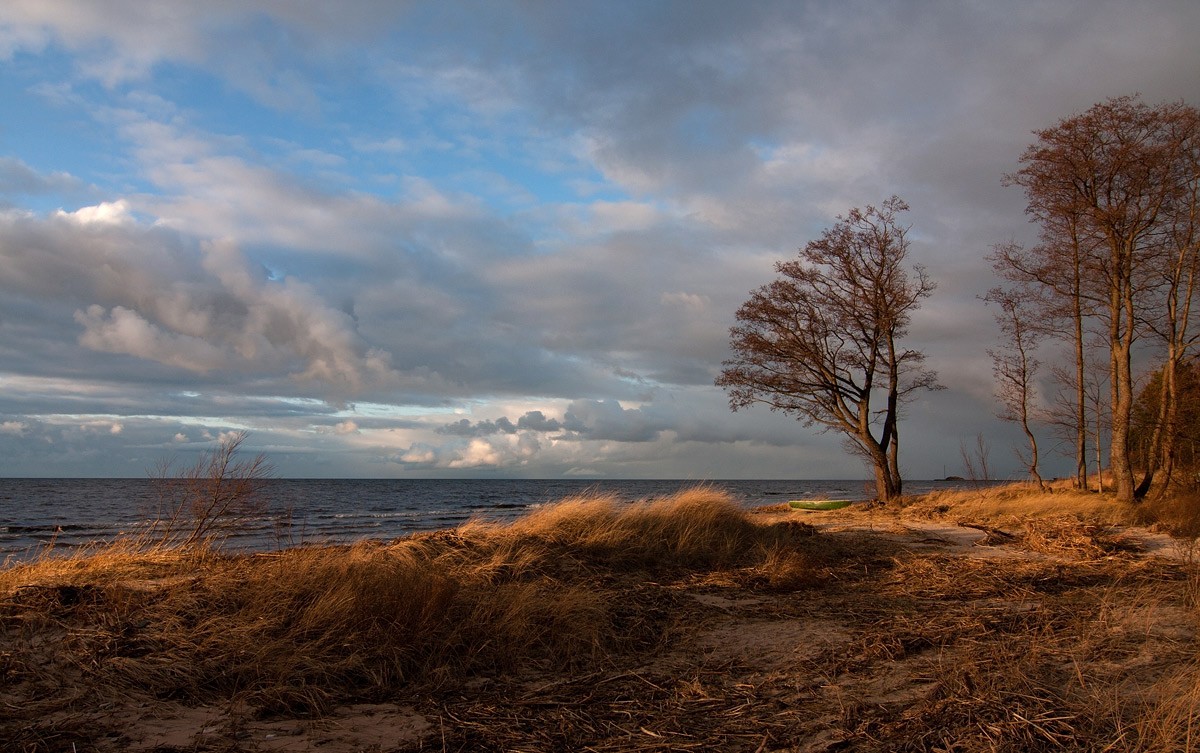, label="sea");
[0,478,976,563]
